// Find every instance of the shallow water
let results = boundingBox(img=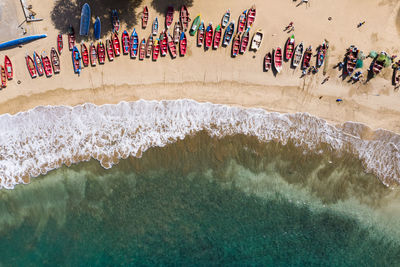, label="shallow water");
[1,133,399,266]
